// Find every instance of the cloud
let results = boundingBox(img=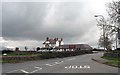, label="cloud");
[2,1,108,48]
